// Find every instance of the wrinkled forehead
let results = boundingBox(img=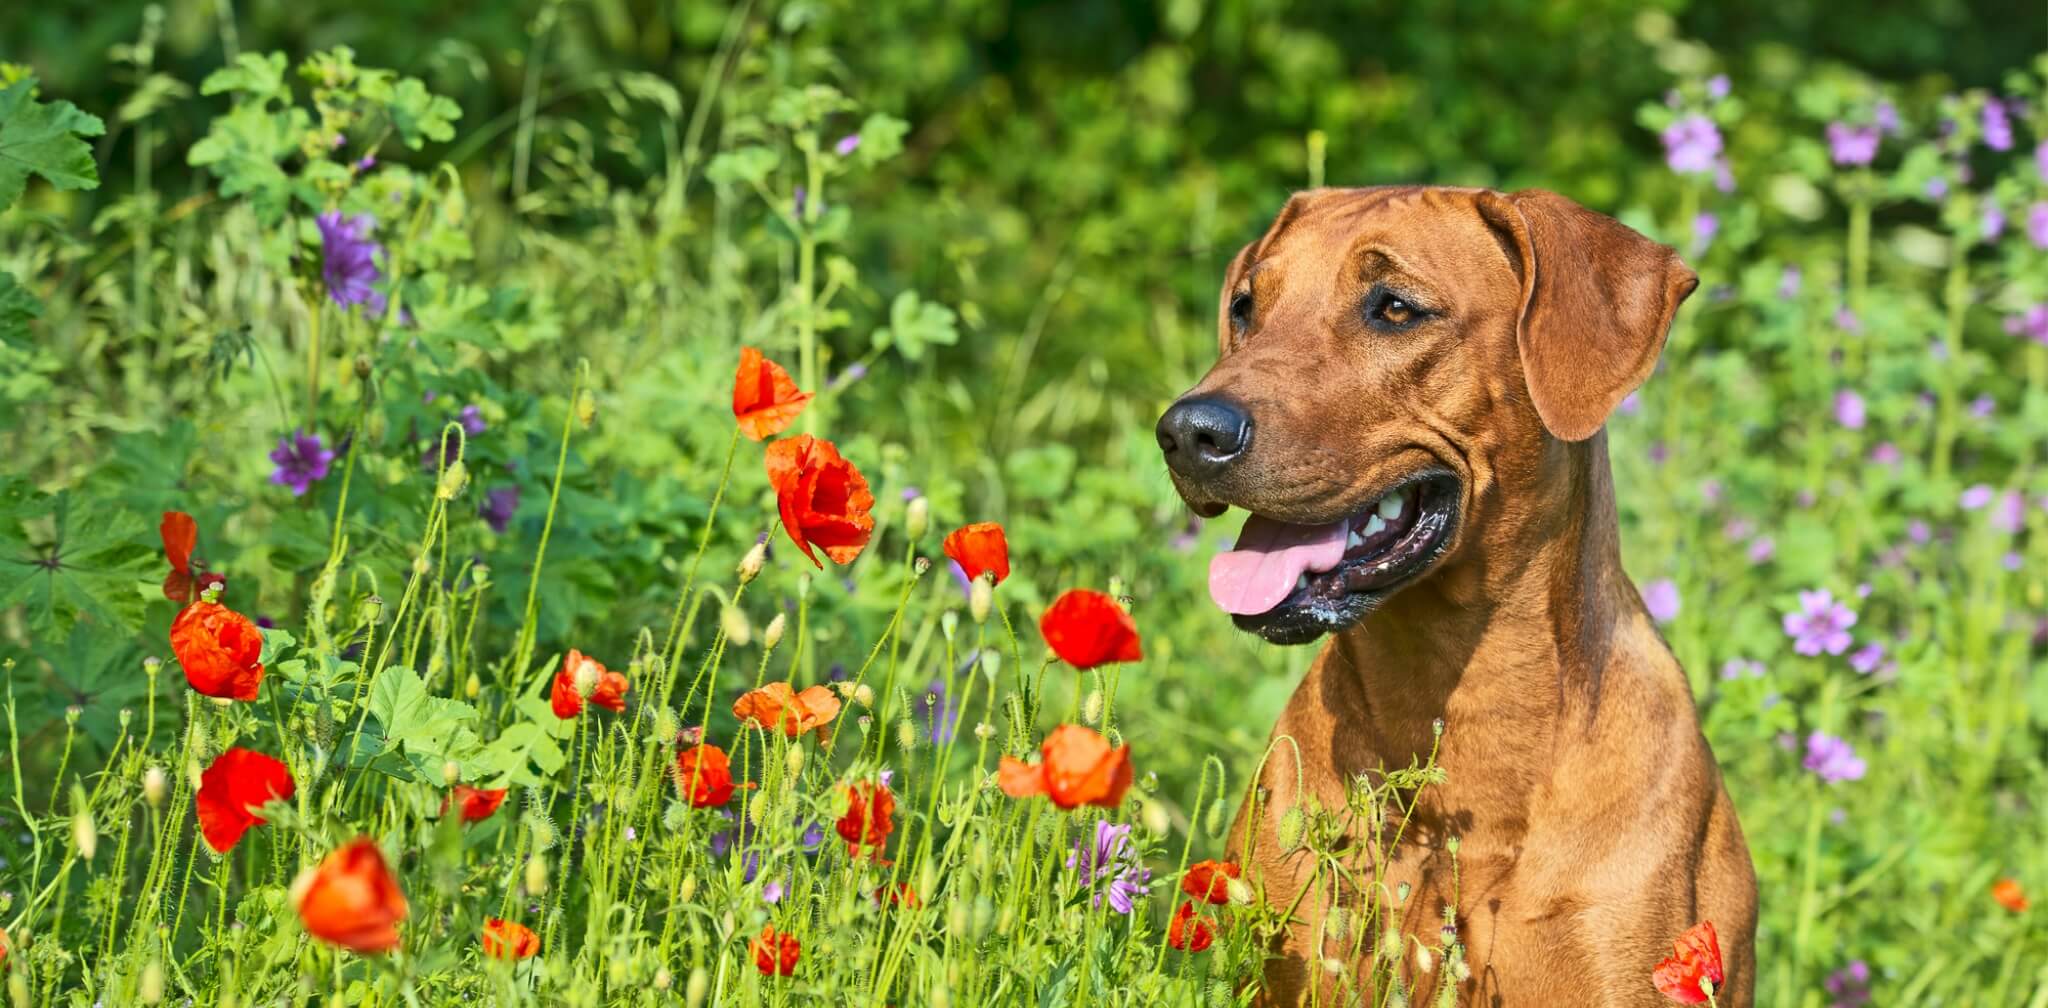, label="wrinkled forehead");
[1239,187,1504,291]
